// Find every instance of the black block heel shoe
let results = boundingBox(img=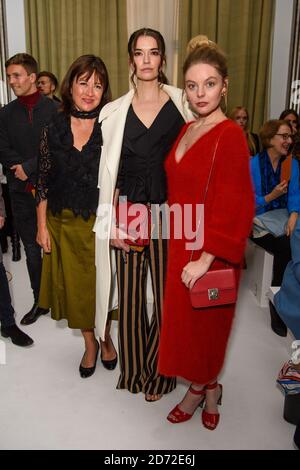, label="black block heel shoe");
[79,341,99,378]
[101,353,118,370]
